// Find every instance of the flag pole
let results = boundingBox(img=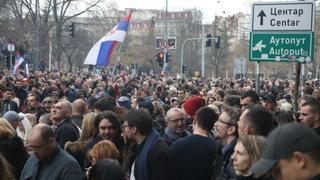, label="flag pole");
[111,42,123,79]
